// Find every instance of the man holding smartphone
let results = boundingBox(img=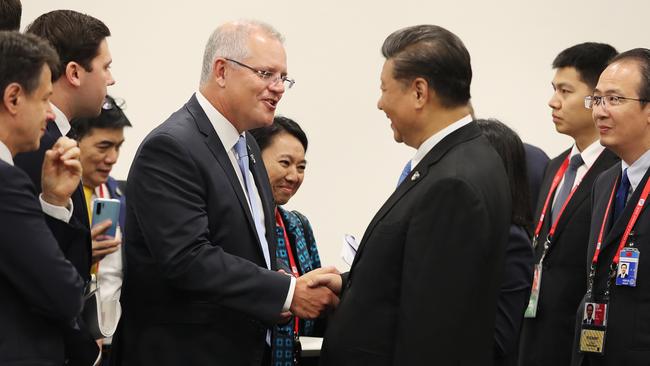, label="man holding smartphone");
[73,94,131,364]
